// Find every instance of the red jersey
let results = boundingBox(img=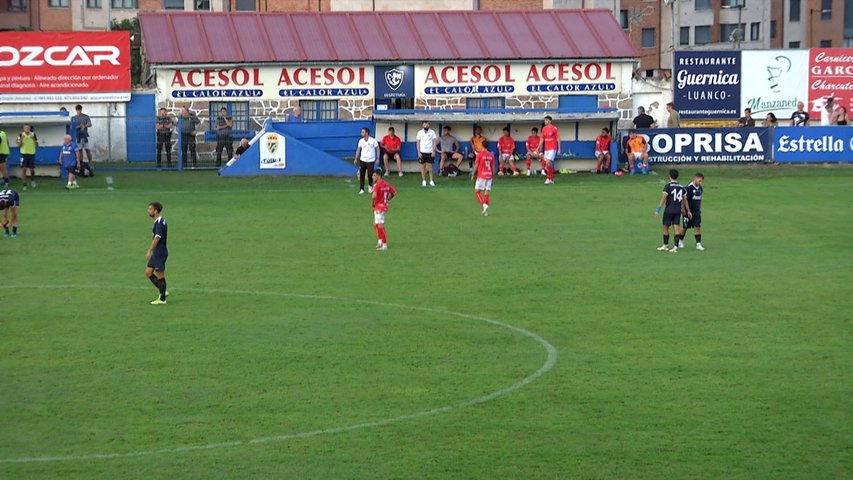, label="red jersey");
[475,150,495,180]
[372,179,397,212]
[542,124,559,151]
[381,135,401,153]
[497,136,515,154]
[526,135,540,152]
[595,135,611,152]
